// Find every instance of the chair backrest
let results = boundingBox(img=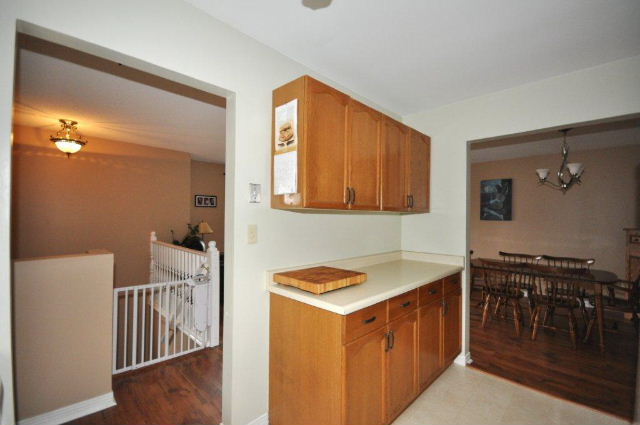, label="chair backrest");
[499,251,542,264]
[542,255,595,270]
[498,251,542,264]
[479,259,524,297]
[526,264,584,308]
